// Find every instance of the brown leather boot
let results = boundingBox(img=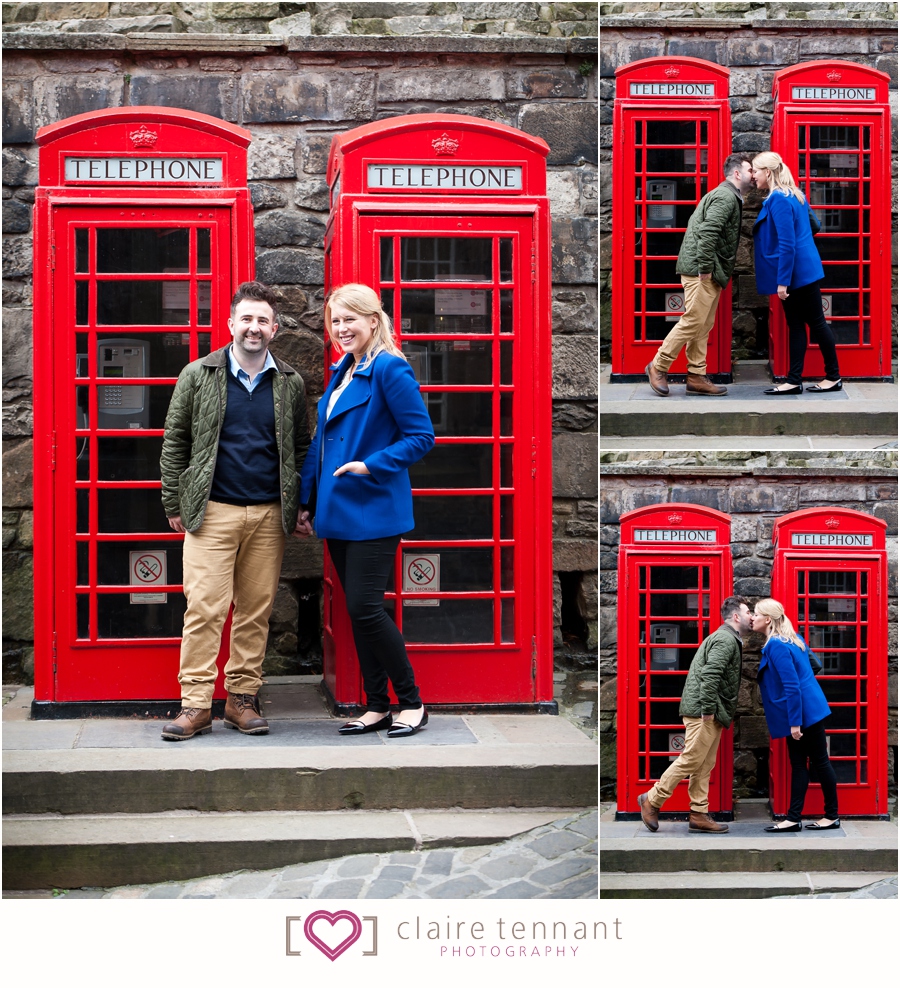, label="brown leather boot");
[161,707,212,741]
[638,792,660,832]
[685,373,727,396]
[224,692,269,735]
[689,811,729,833]
[645,361,669,396]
